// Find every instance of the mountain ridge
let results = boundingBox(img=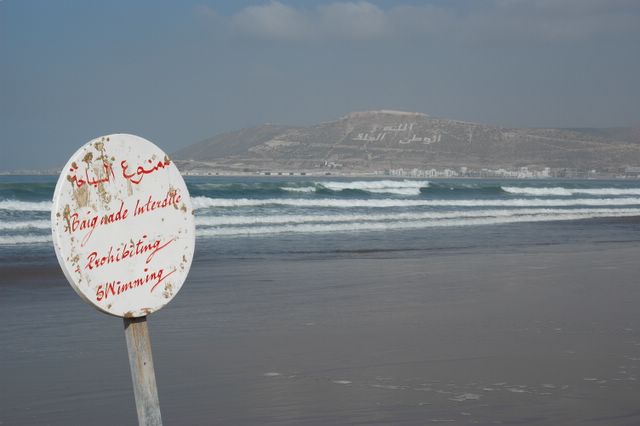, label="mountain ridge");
[173,110,640,174]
